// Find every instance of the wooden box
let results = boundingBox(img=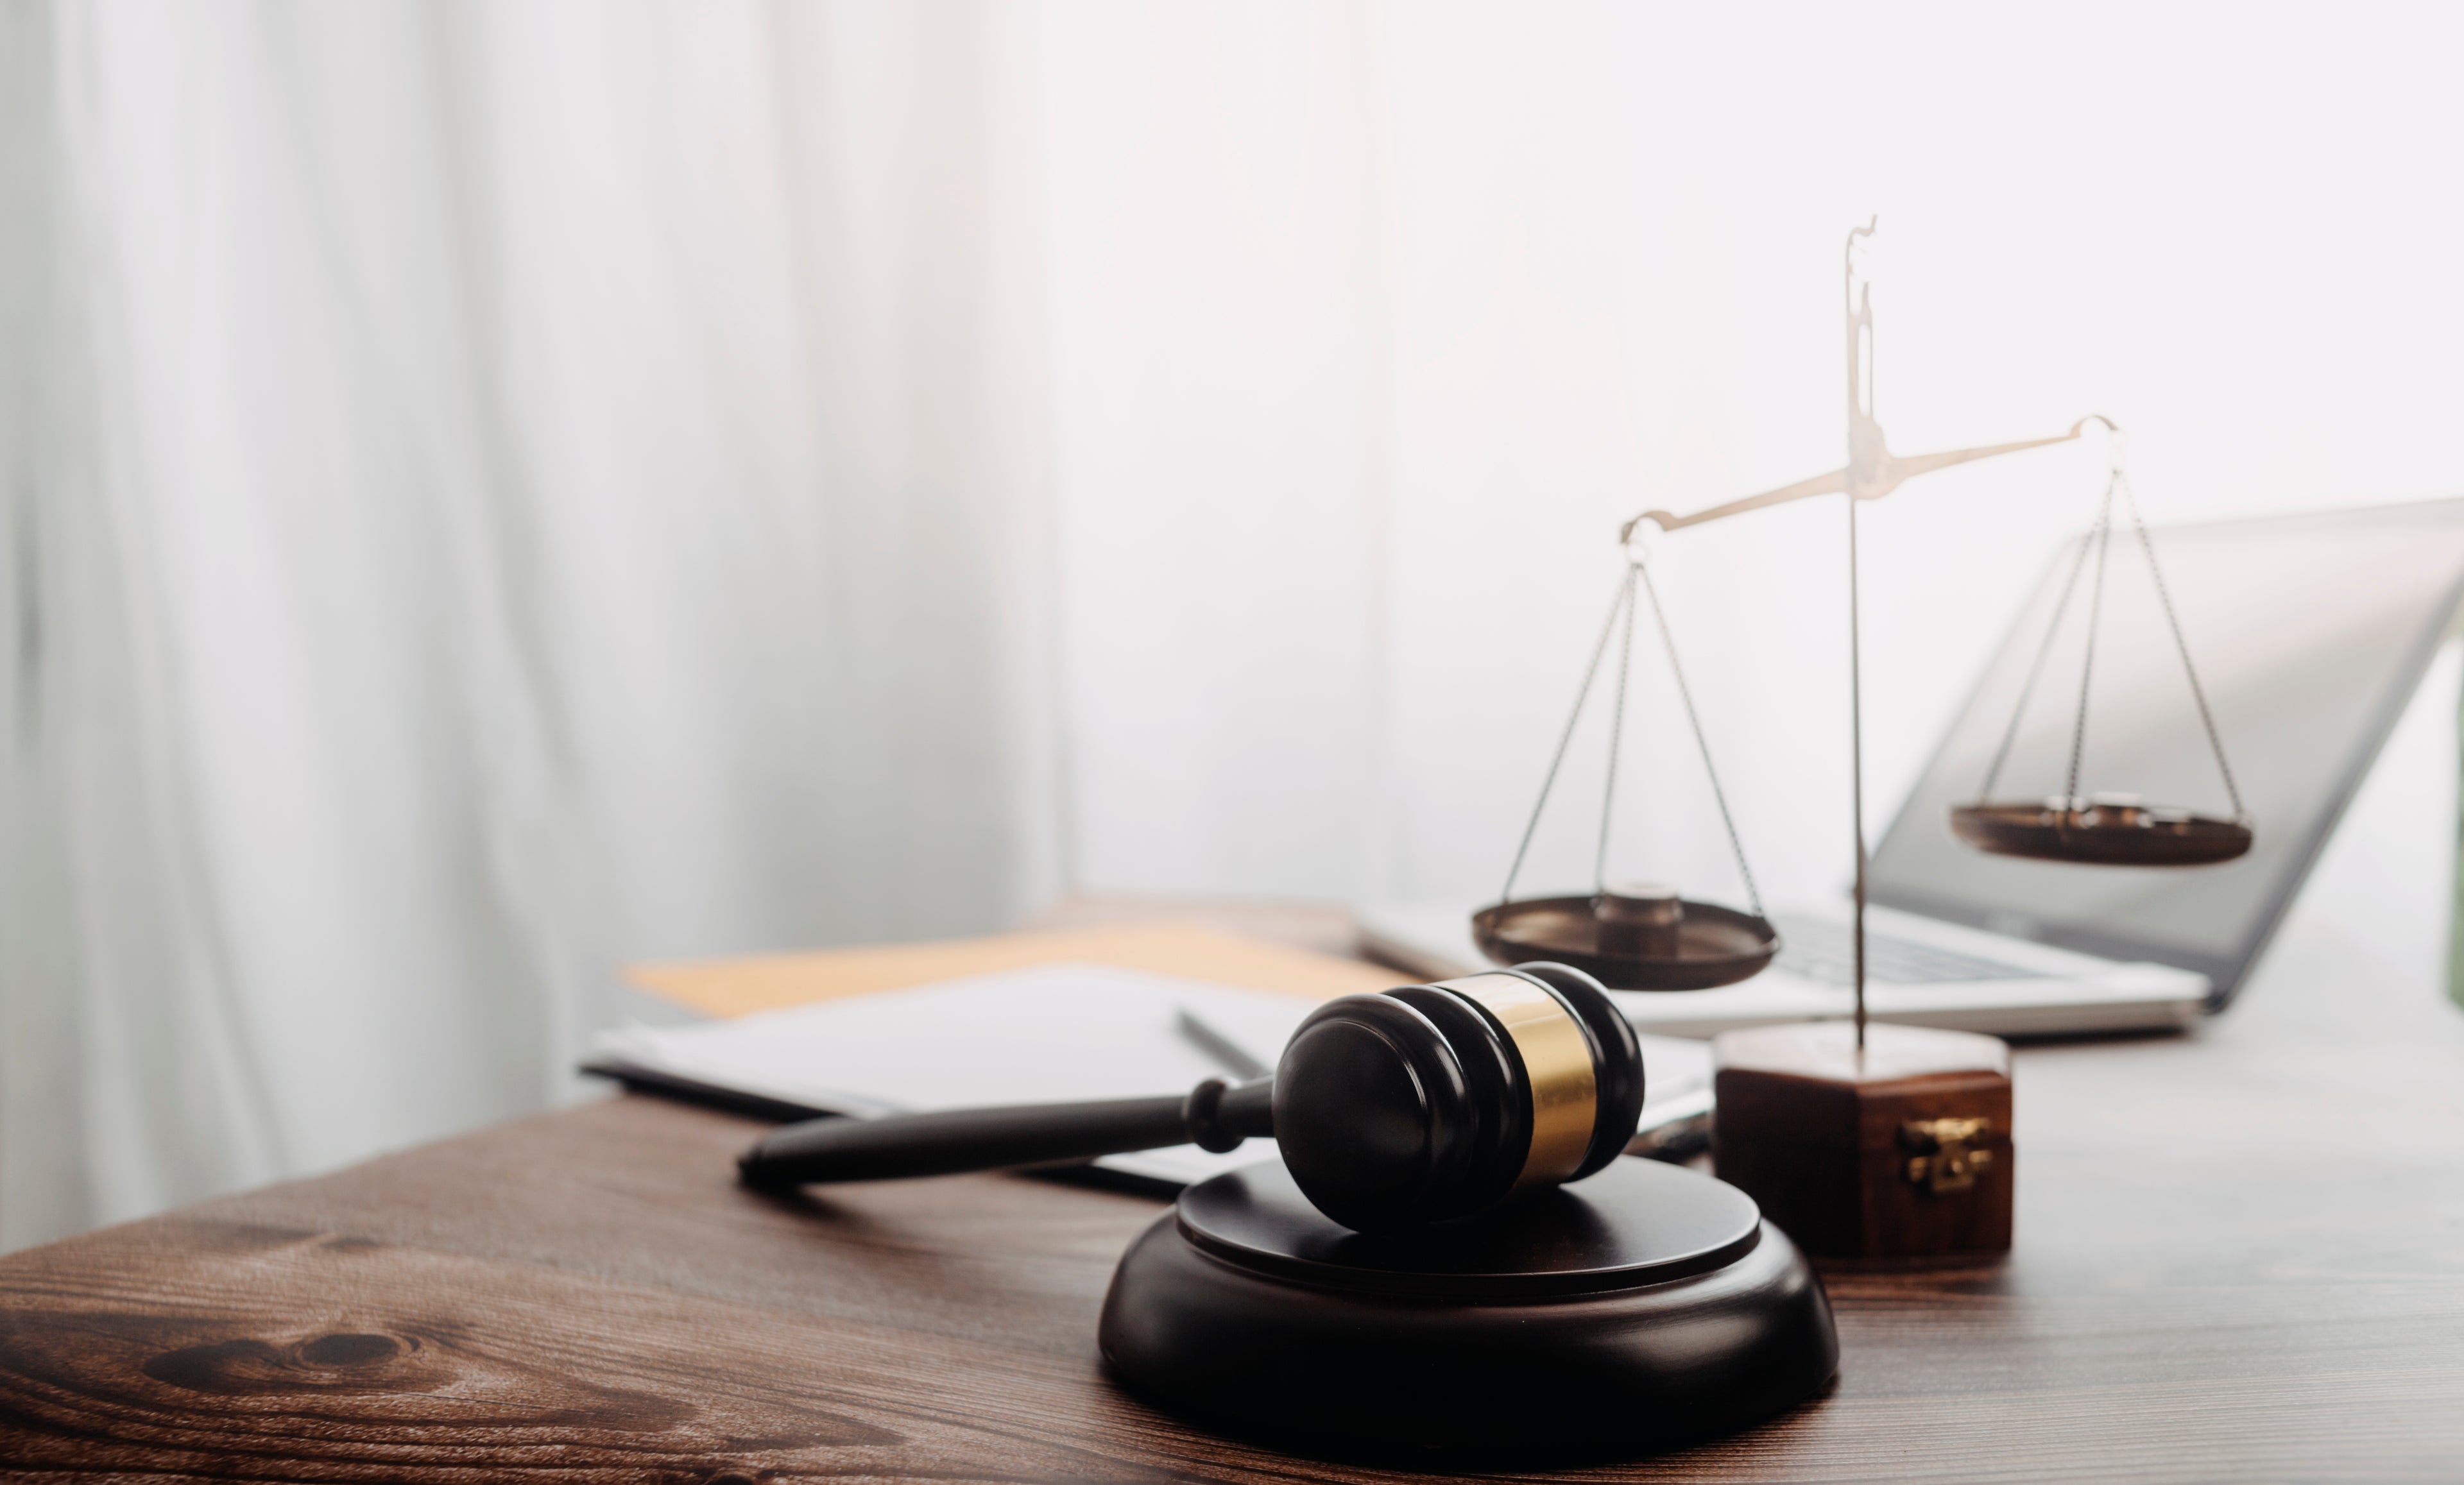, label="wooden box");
[1711,1021,2013,1262]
